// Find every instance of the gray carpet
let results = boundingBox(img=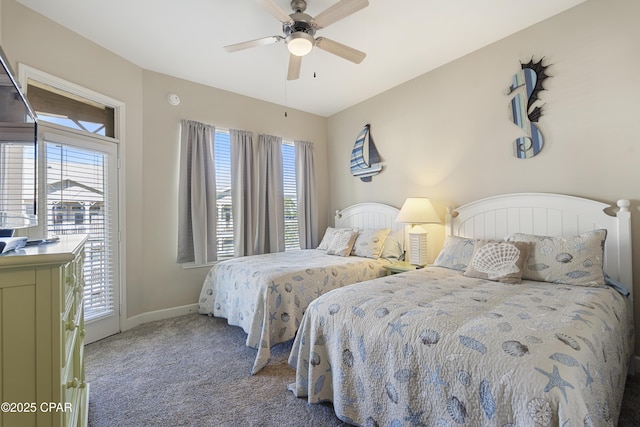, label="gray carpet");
[86,313,639,426]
